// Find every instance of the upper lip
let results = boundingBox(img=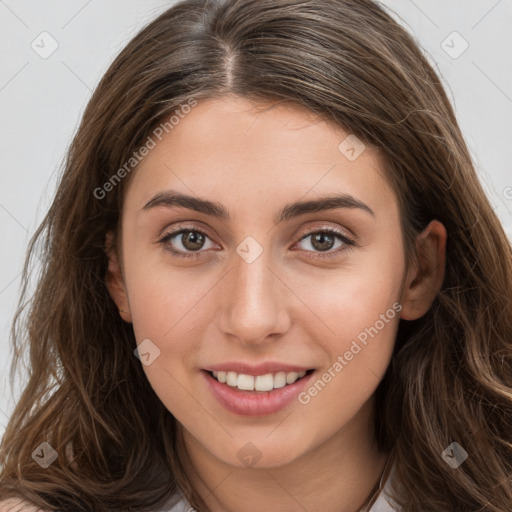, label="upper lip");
[204,362,313,376]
